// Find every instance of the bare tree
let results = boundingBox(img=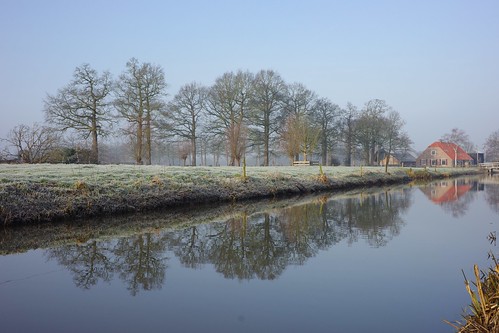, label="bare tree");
[441,128,475,153]
[283,82,316,117]
[249,70,287,166]
[281,82,317,161]
[207,133,226,166]
[2,123,61,163]
[281,113,320,164]
[114,58,166,165]
[207,71,253,166]
[158,82,207,166]
[44,64,113,164]
[440,128,475,167]
[280,114,302,164]
[355,99,392,165]
[115,59,146,164]
[142,62,167,165]
[381,111,412,173]
[484,130,499,162]
[340,102,359,166]
[311,98,341,165]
